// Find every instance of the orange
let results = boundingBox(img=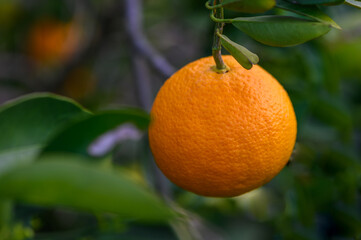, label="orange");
[62,67,96,100]
[148,55,297,197]
[27,20,81,65]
